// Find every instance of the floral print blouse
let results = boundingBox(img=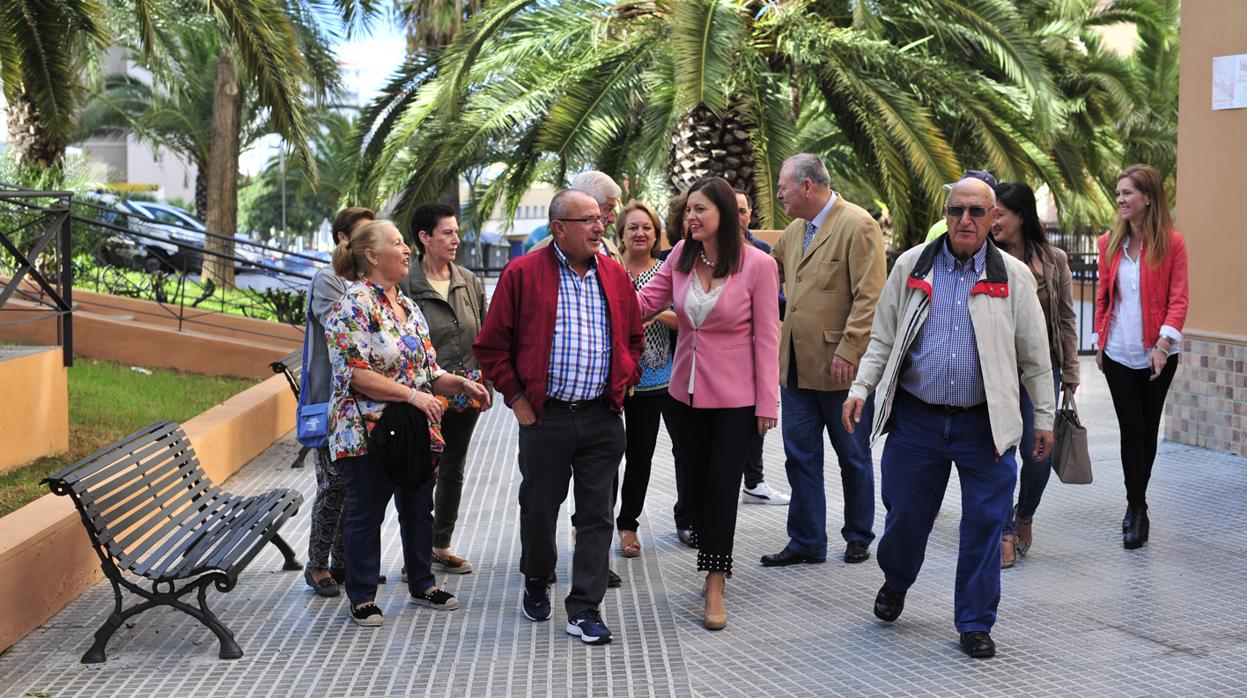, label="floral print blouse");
[324,280,447,461]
